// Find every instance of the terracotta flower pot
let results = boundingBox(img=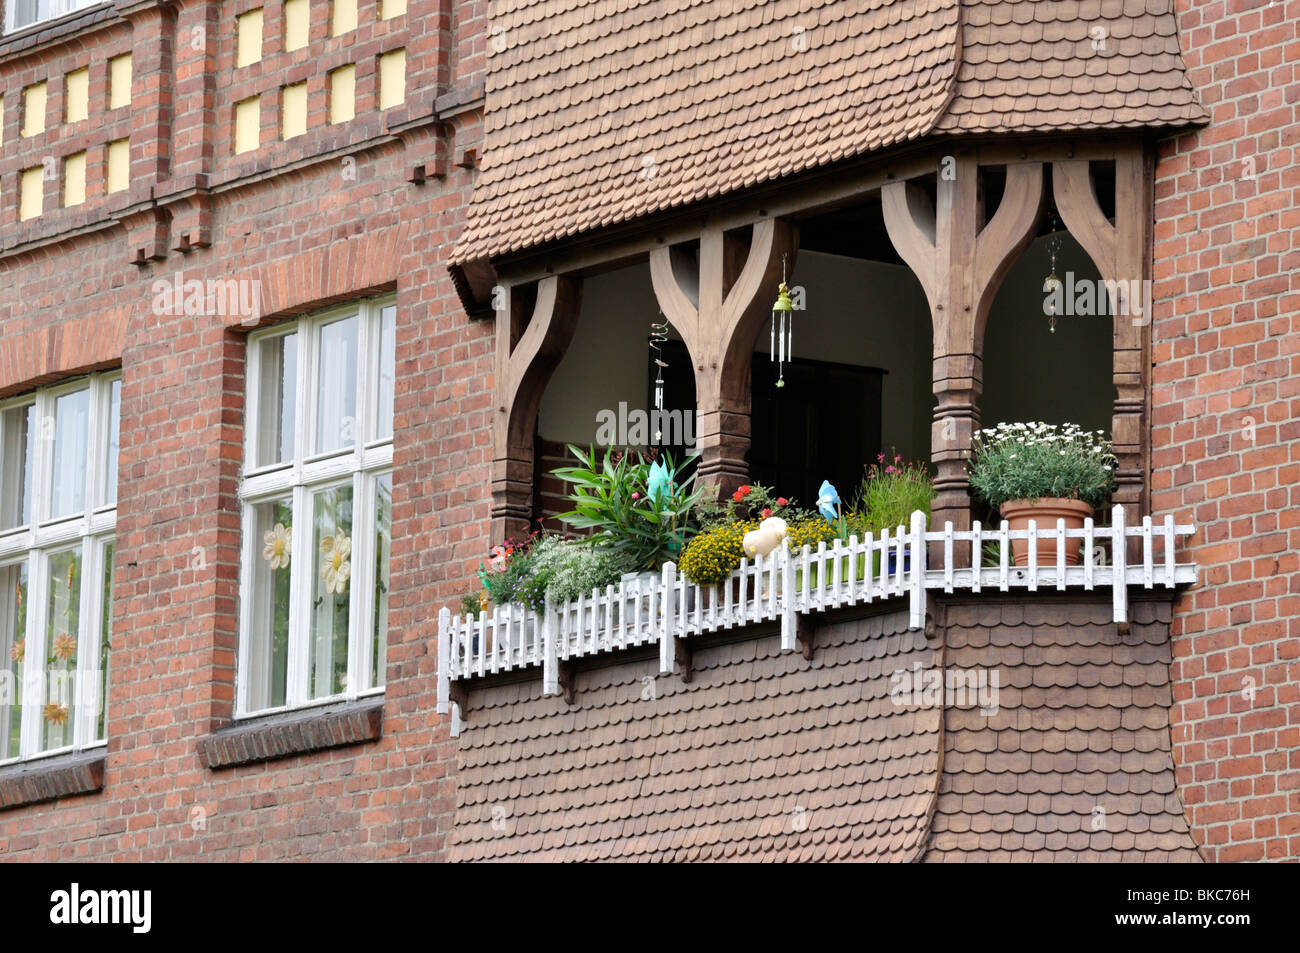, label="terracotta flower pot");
[999,498,1095,567]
